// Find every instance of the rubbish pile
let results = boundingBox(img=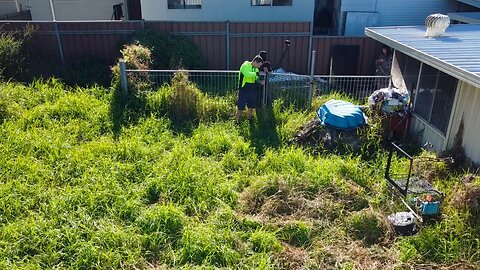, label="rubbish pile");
[368,87,410,115]
[268,68,309,83]
[368,87,411,138]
